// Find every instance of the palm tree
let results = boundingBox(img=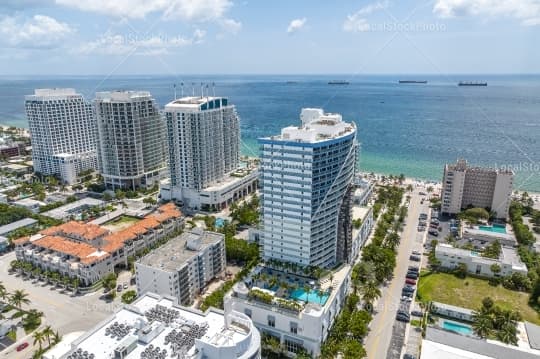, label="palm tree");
[303,285,311,304]
[32,330,46,351]
[406,184,413,192]
[472,313,493,338]
[496,323,517,345]
[52,330,62,344]
[360,281,381,309]
[10,289,30,310]
[0,282,8,301]
[42,325,54,346]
